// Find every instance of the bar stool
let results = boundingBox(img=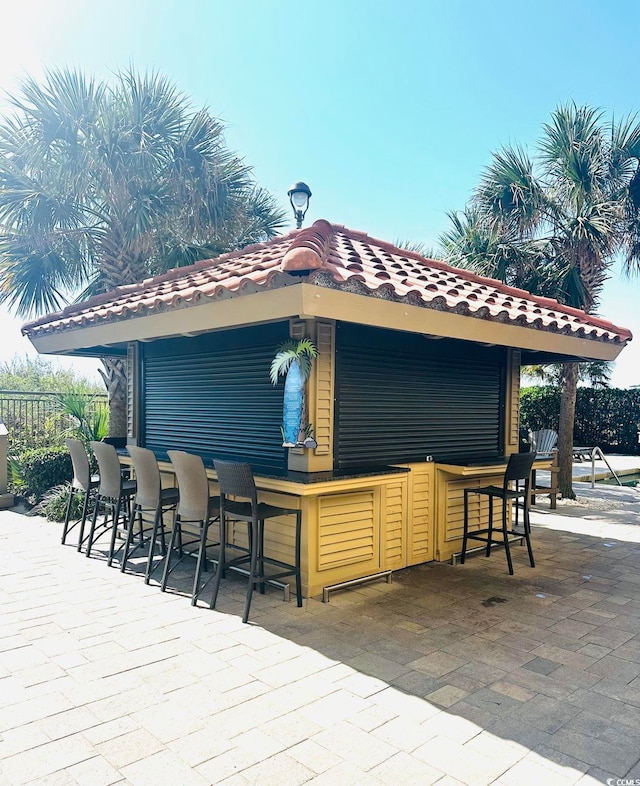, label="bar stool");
[161,450,220,605]
[461,452,537,575]
[62,438,99,550]
[86,441,137,565]
[210,460,302,624]
[121,446,179,580]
